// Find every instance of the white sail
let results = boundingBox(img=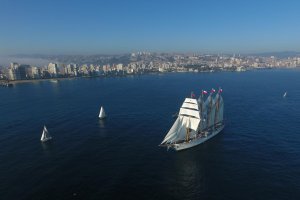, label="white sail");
[179,108,200,119]
[41,126,52,142]
[160,89,225,151]
[283,92,287,98]
[208,104,216,127]
[170,117,193,143]
[181,115,200,131]
[162,98,202,144]
[161,117,181,144]
[204,94,212,111]
[99,106,106,119]
[198,95,207,131]
[204,94,216,128]
[214,94,224,124]
[162,115,200,144]
[41,130,45,141]
[184,98,198,104]
[181,102,199,110]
